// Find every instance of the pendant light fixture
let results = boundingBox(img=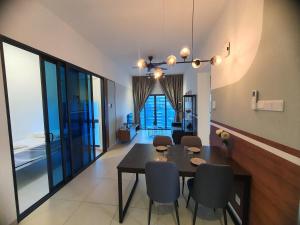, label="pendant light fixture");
[134,0,224,76]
